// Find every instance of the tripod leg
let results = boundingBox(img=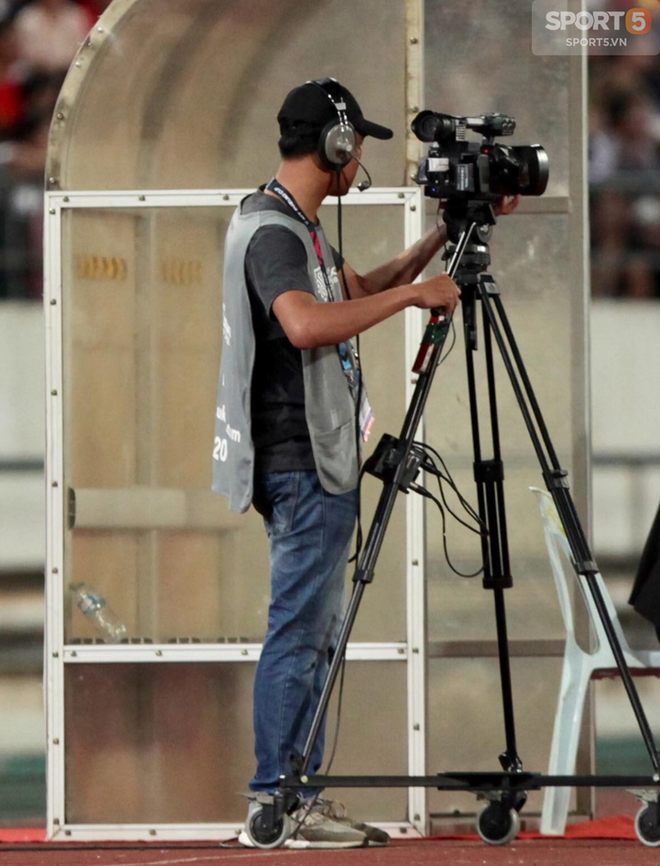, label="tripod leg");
[478,284,660,775]
[492,589,522,773]
[461,284,522,773]
[298,454,426,776]
[481,304,522,773]
[298,359,449,775]
[293,226,480,781]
